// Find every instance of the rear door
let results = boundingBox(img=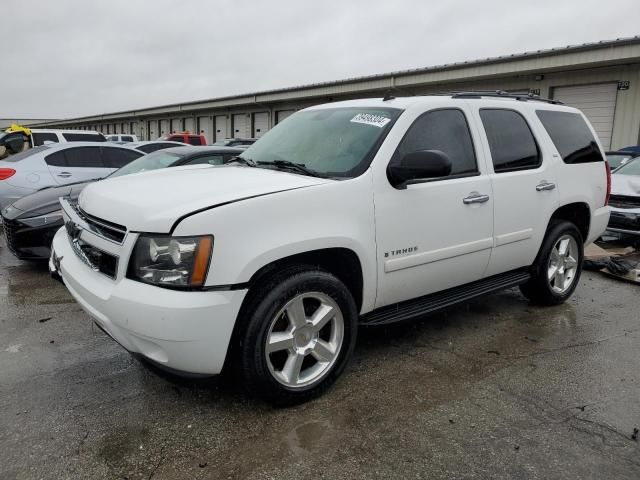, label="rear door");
[45,146,106,184]
[473,107,560,276]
